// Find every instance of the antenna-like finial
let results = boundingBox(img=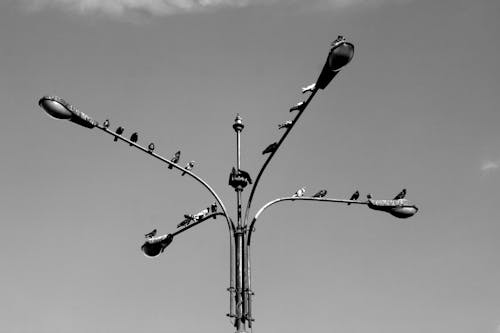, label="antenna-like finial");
[233,113,244,132]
